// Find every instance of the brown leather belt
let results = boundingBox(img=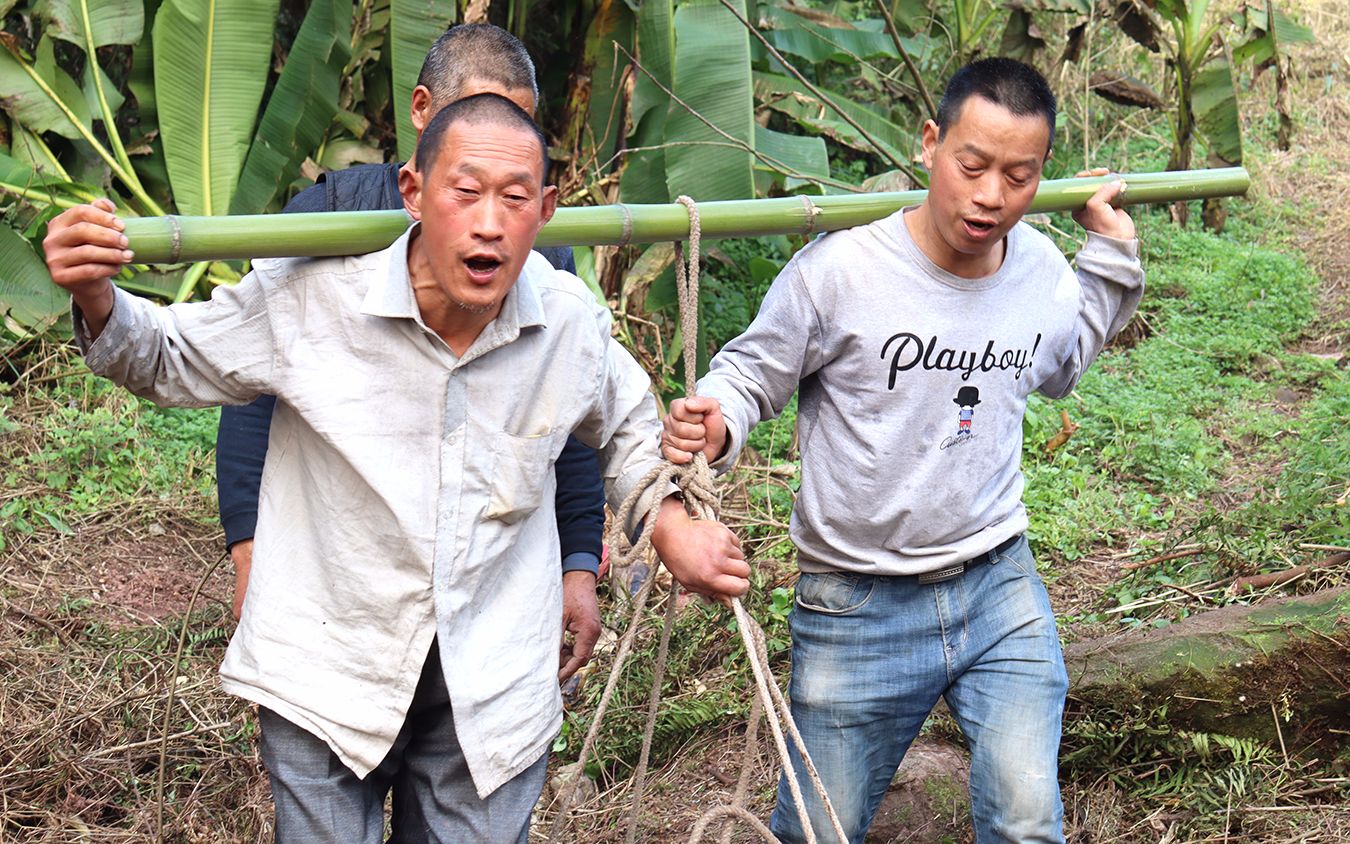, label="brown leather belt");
[916,534,1022,585]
